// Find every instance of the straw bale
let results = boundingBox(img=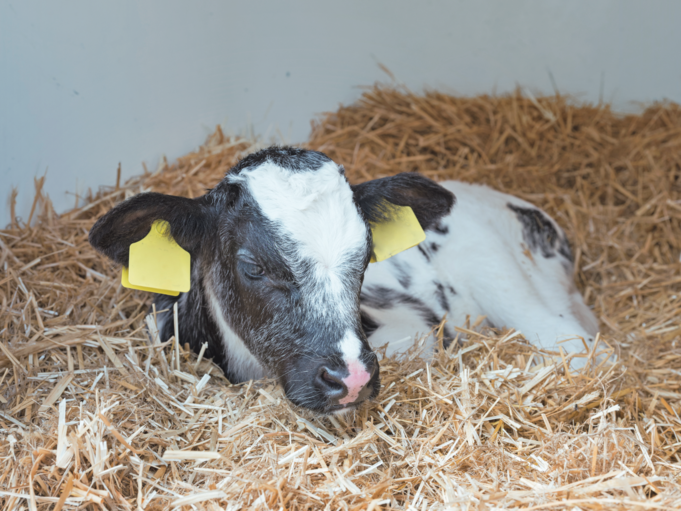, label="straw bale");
[2,89,681,509]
